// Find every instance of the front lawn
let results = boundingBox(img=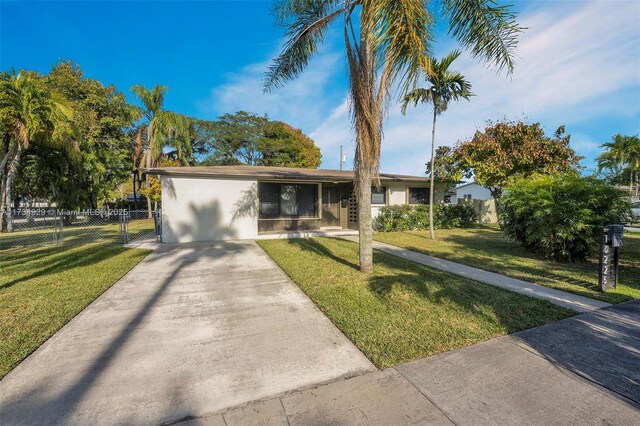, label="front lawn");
[0,234,150,378]
[374,227,640,304]
[258,237,573,369]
